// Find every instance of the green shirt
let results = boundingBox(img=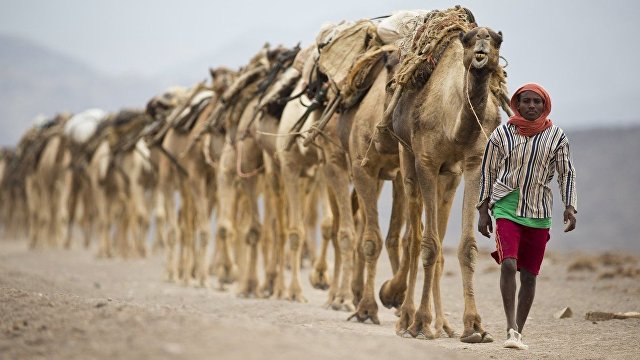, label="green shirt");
[492,189,551,229]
